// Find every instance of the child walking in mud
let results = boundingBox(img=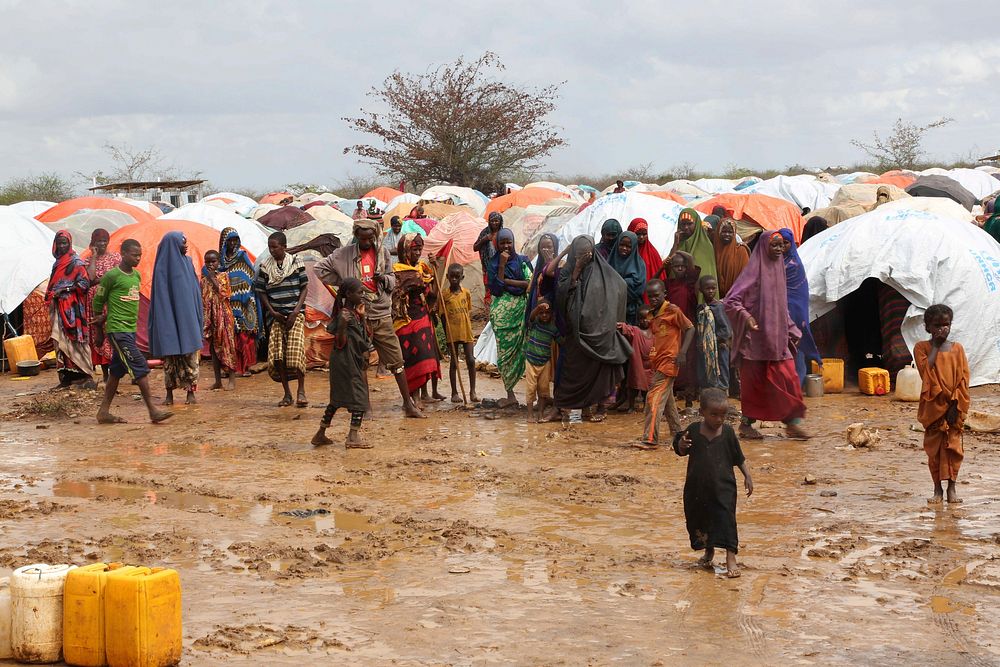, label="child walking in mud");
[695,276,731,393]
[441,263,478,403]
[312,278,373,449]
[914,304,970,504]
[616,304,654,413]
[201,250,237,391]
[674,388,753,578]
